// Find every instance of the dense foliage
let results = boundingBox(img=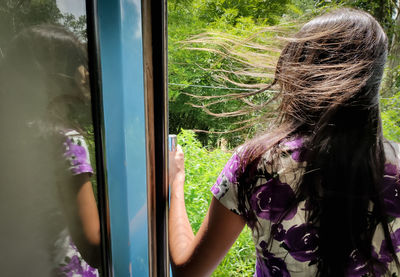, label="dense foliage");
[0,0,86,50]
[382,90,400,142]
[168,0,298,146]
[168,0,400,145]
